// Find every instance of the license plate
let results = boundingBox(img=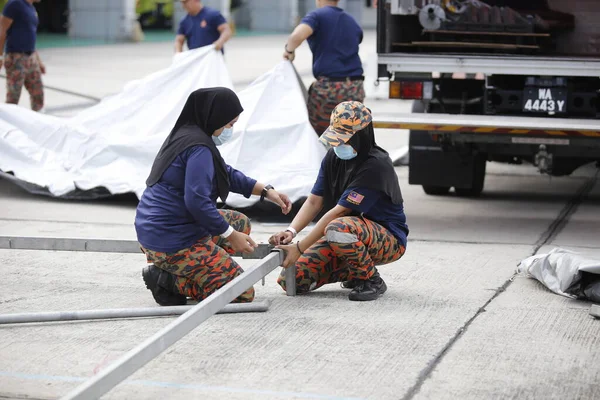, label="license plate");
[523,88,567,114]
